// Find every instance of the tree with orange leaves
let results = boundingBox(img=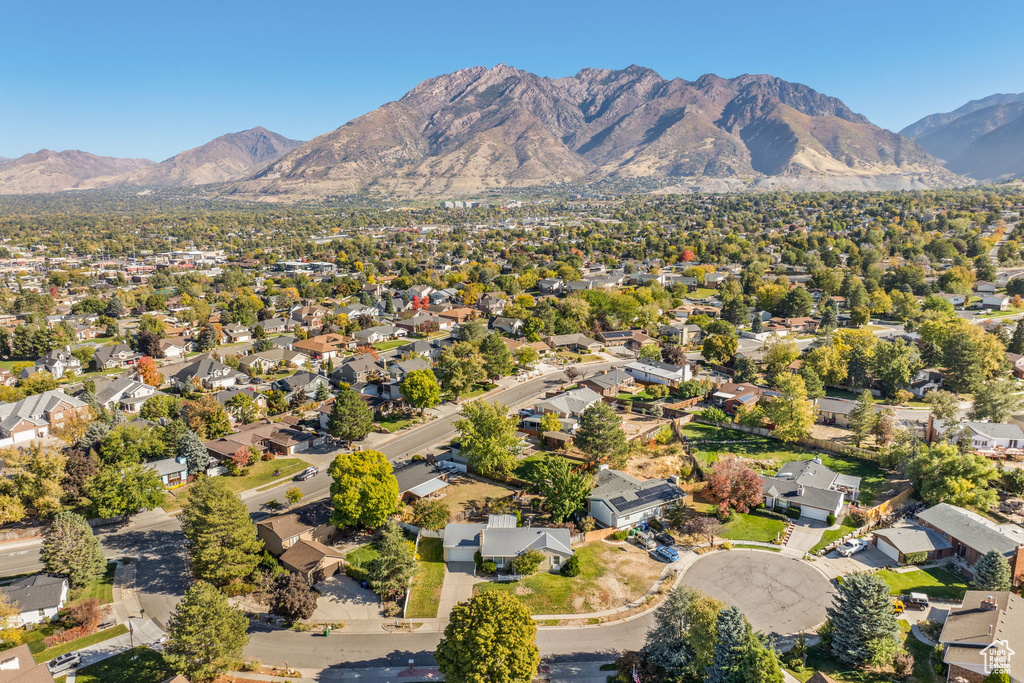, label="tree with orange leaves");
[137,356,163,387]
